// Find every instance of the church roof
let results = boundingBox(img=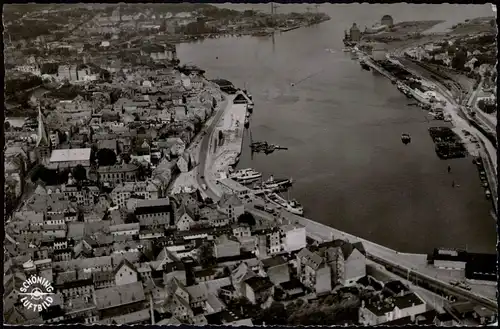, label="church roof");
[36,107,50,148]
